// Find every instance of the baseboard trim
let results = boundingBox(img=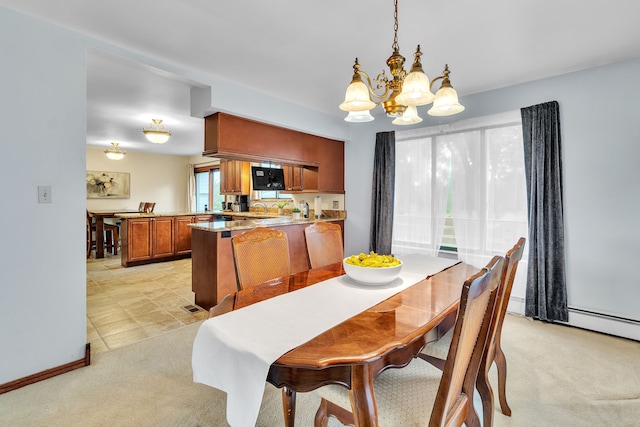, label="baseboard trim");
[0,343,91,395]
[507,296,640,341]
